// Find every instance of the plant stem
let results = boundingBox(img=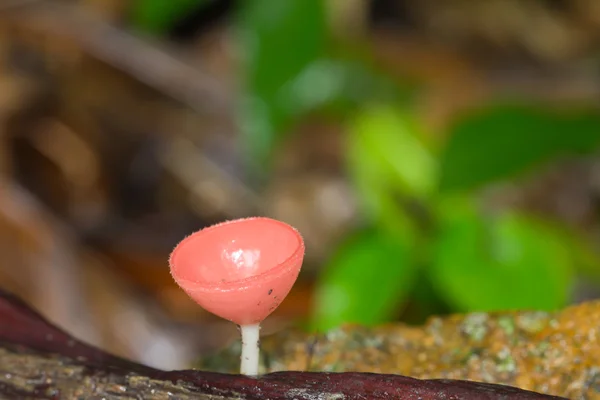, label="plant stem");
[240,323,260,376]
